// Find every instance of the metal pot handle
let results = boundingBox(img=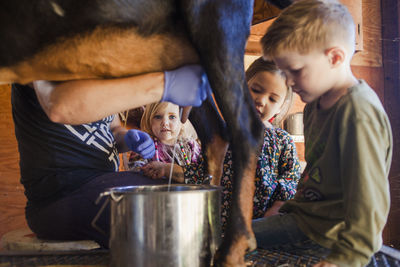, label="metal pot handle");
[110,191,124,202]
[91,191,125,236]
[91,192,111,236]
